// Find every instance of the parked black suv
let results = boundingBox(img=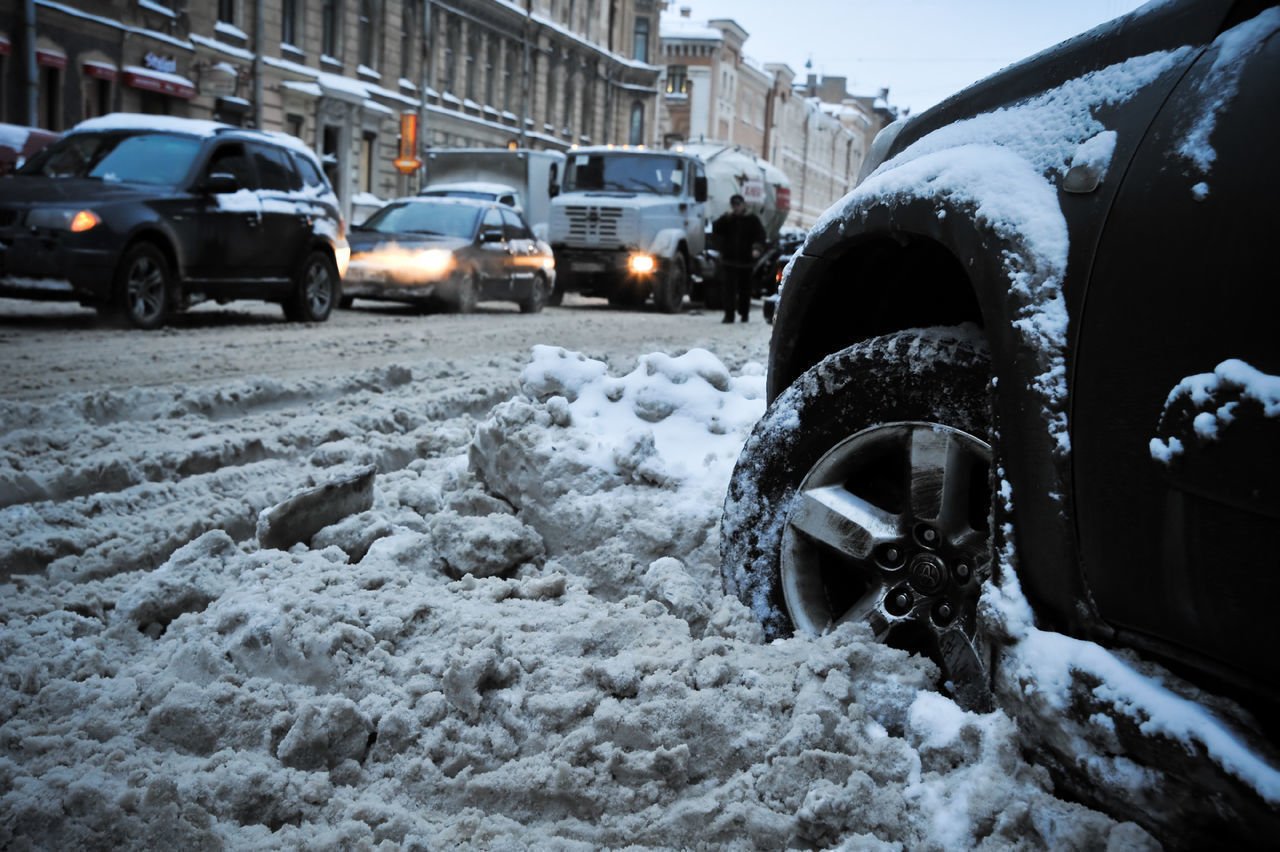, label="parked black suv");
[721,0,1279,843]
[0,114,349,329]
